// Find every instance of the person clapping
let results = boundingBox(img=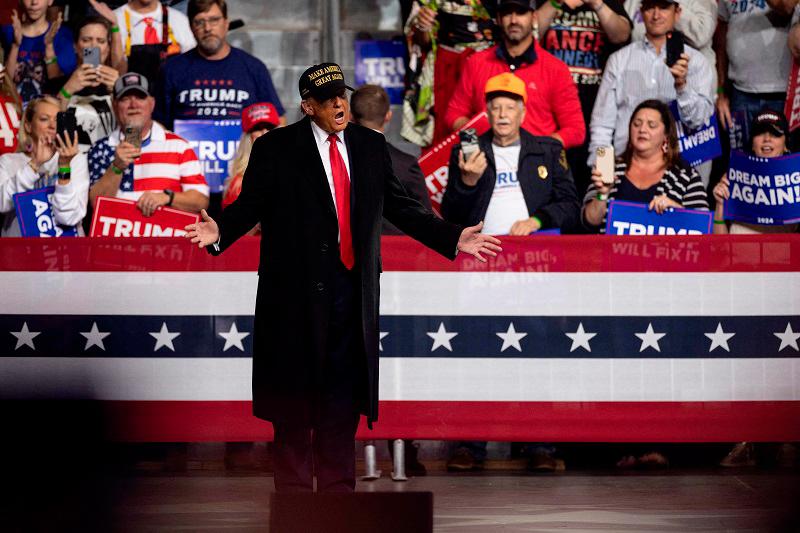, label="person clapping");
[0,95,88,236]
